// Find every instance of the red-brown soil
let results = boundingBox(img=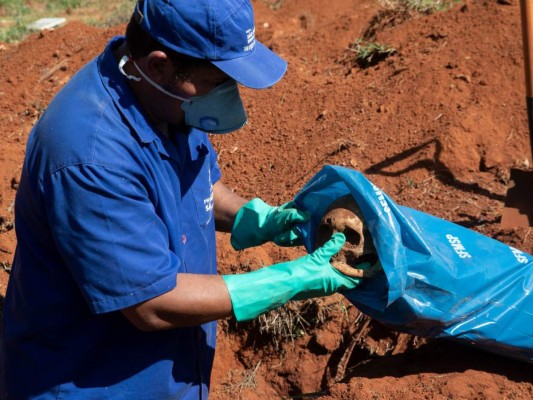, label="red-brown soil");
[1,0,532,398]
